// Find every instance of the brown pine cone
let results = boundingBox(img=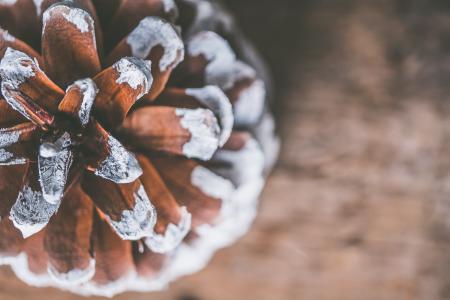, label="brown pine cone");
[0,0,278,296]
